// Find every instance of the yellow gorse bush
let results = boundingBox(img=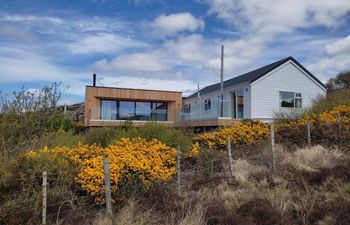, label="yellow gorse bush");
[26,138,177,204]
[275,105,350,130]
[191,120,270,154]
